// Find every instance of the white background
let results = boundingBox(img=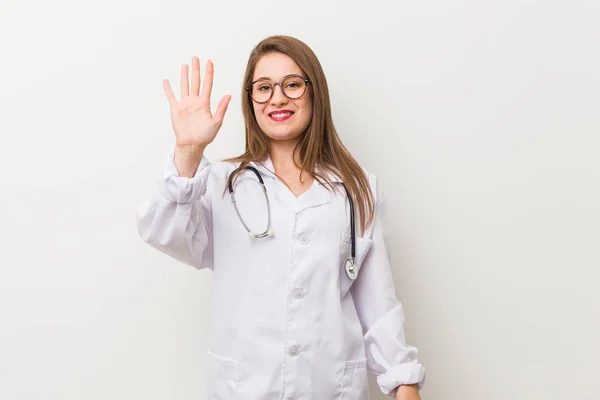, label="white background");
[1,0,598,399]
